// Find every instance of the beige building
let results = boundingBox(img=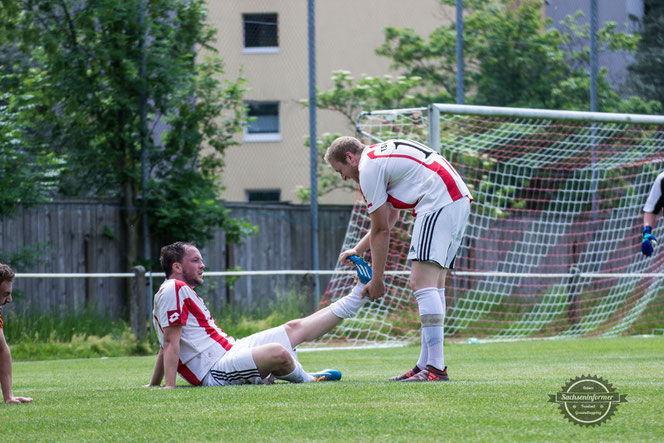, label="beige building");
[206,0,451,204]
